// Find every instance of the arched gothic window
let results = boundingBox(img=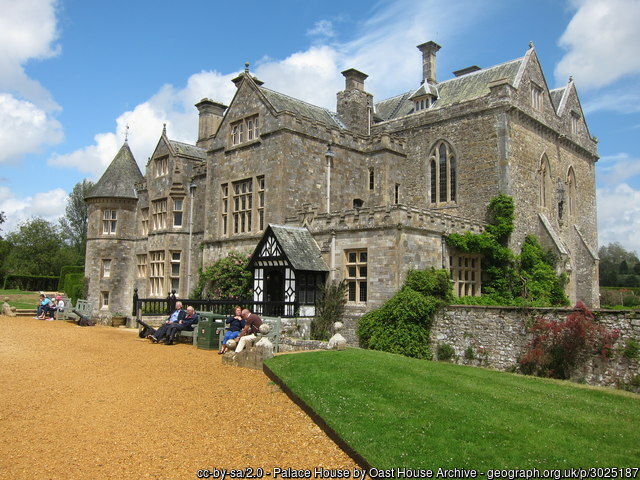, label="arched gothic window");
[429,140,456,204]
[538,154,552,209]
[566,167,576,218]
